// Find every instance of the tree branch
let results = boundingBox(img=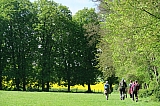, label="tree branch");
[141,8,160,20]
[128,2,160,20]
